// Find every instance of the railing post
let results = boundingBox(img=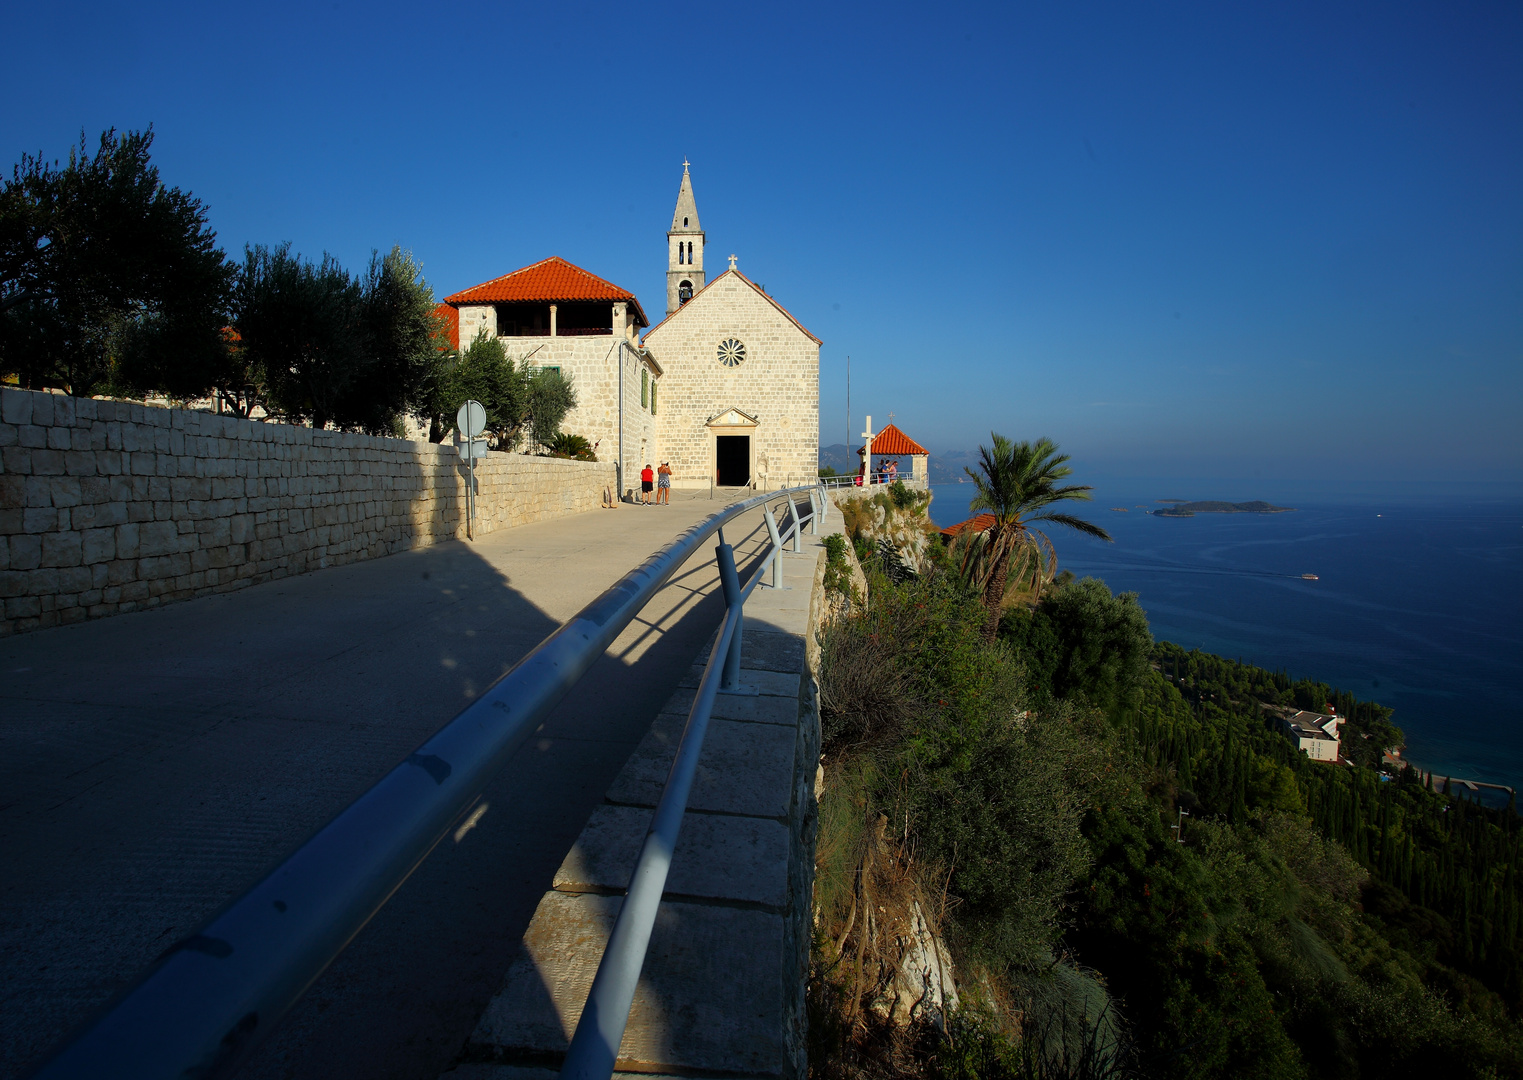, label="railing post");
[715,537,743,692]
[763,504,783,588]
[809,487,821,535]
[788,494,803,553]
